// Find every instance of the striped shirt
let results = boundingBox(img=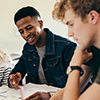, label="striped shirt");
[0,50,13,86]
